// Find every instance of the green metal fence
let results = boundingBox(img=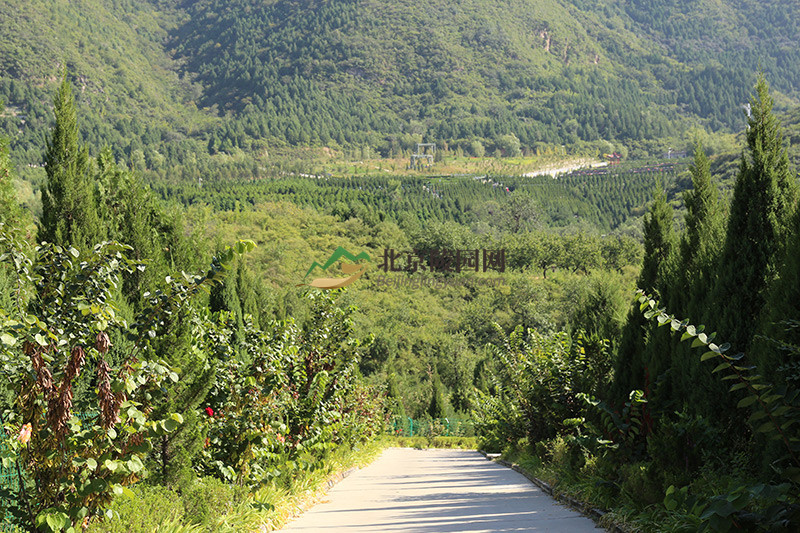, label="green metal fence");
[389,416,475,438]
[0,440,24,532]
